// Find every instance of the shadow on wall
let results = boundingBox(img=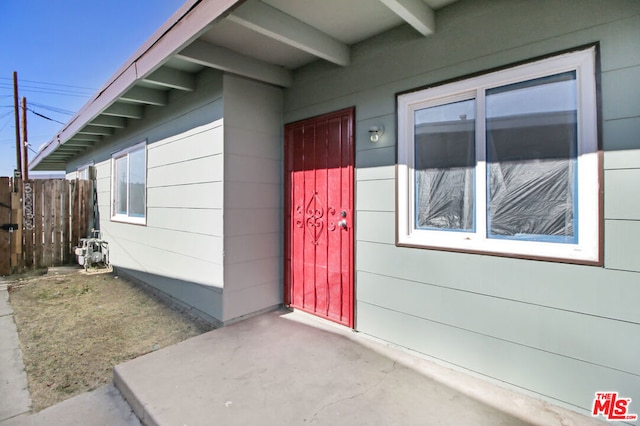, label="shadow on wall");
[114,267,224,327]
